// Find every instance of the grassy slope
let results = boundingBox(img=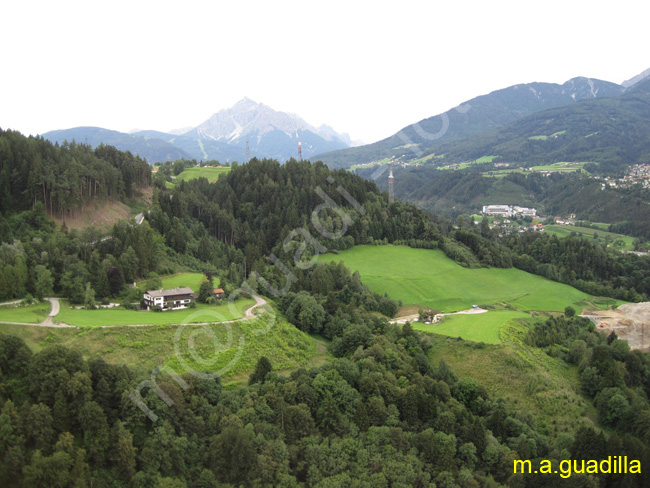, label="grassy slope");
[175,166,231,183]
[56,299,255,327]
[320,245,601,312]
[0,302,51,323]
[428,318,599,438]
[158,272,208,293]
[544,225,635,251]
[412,310,529,344]
[0,312,325,380]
